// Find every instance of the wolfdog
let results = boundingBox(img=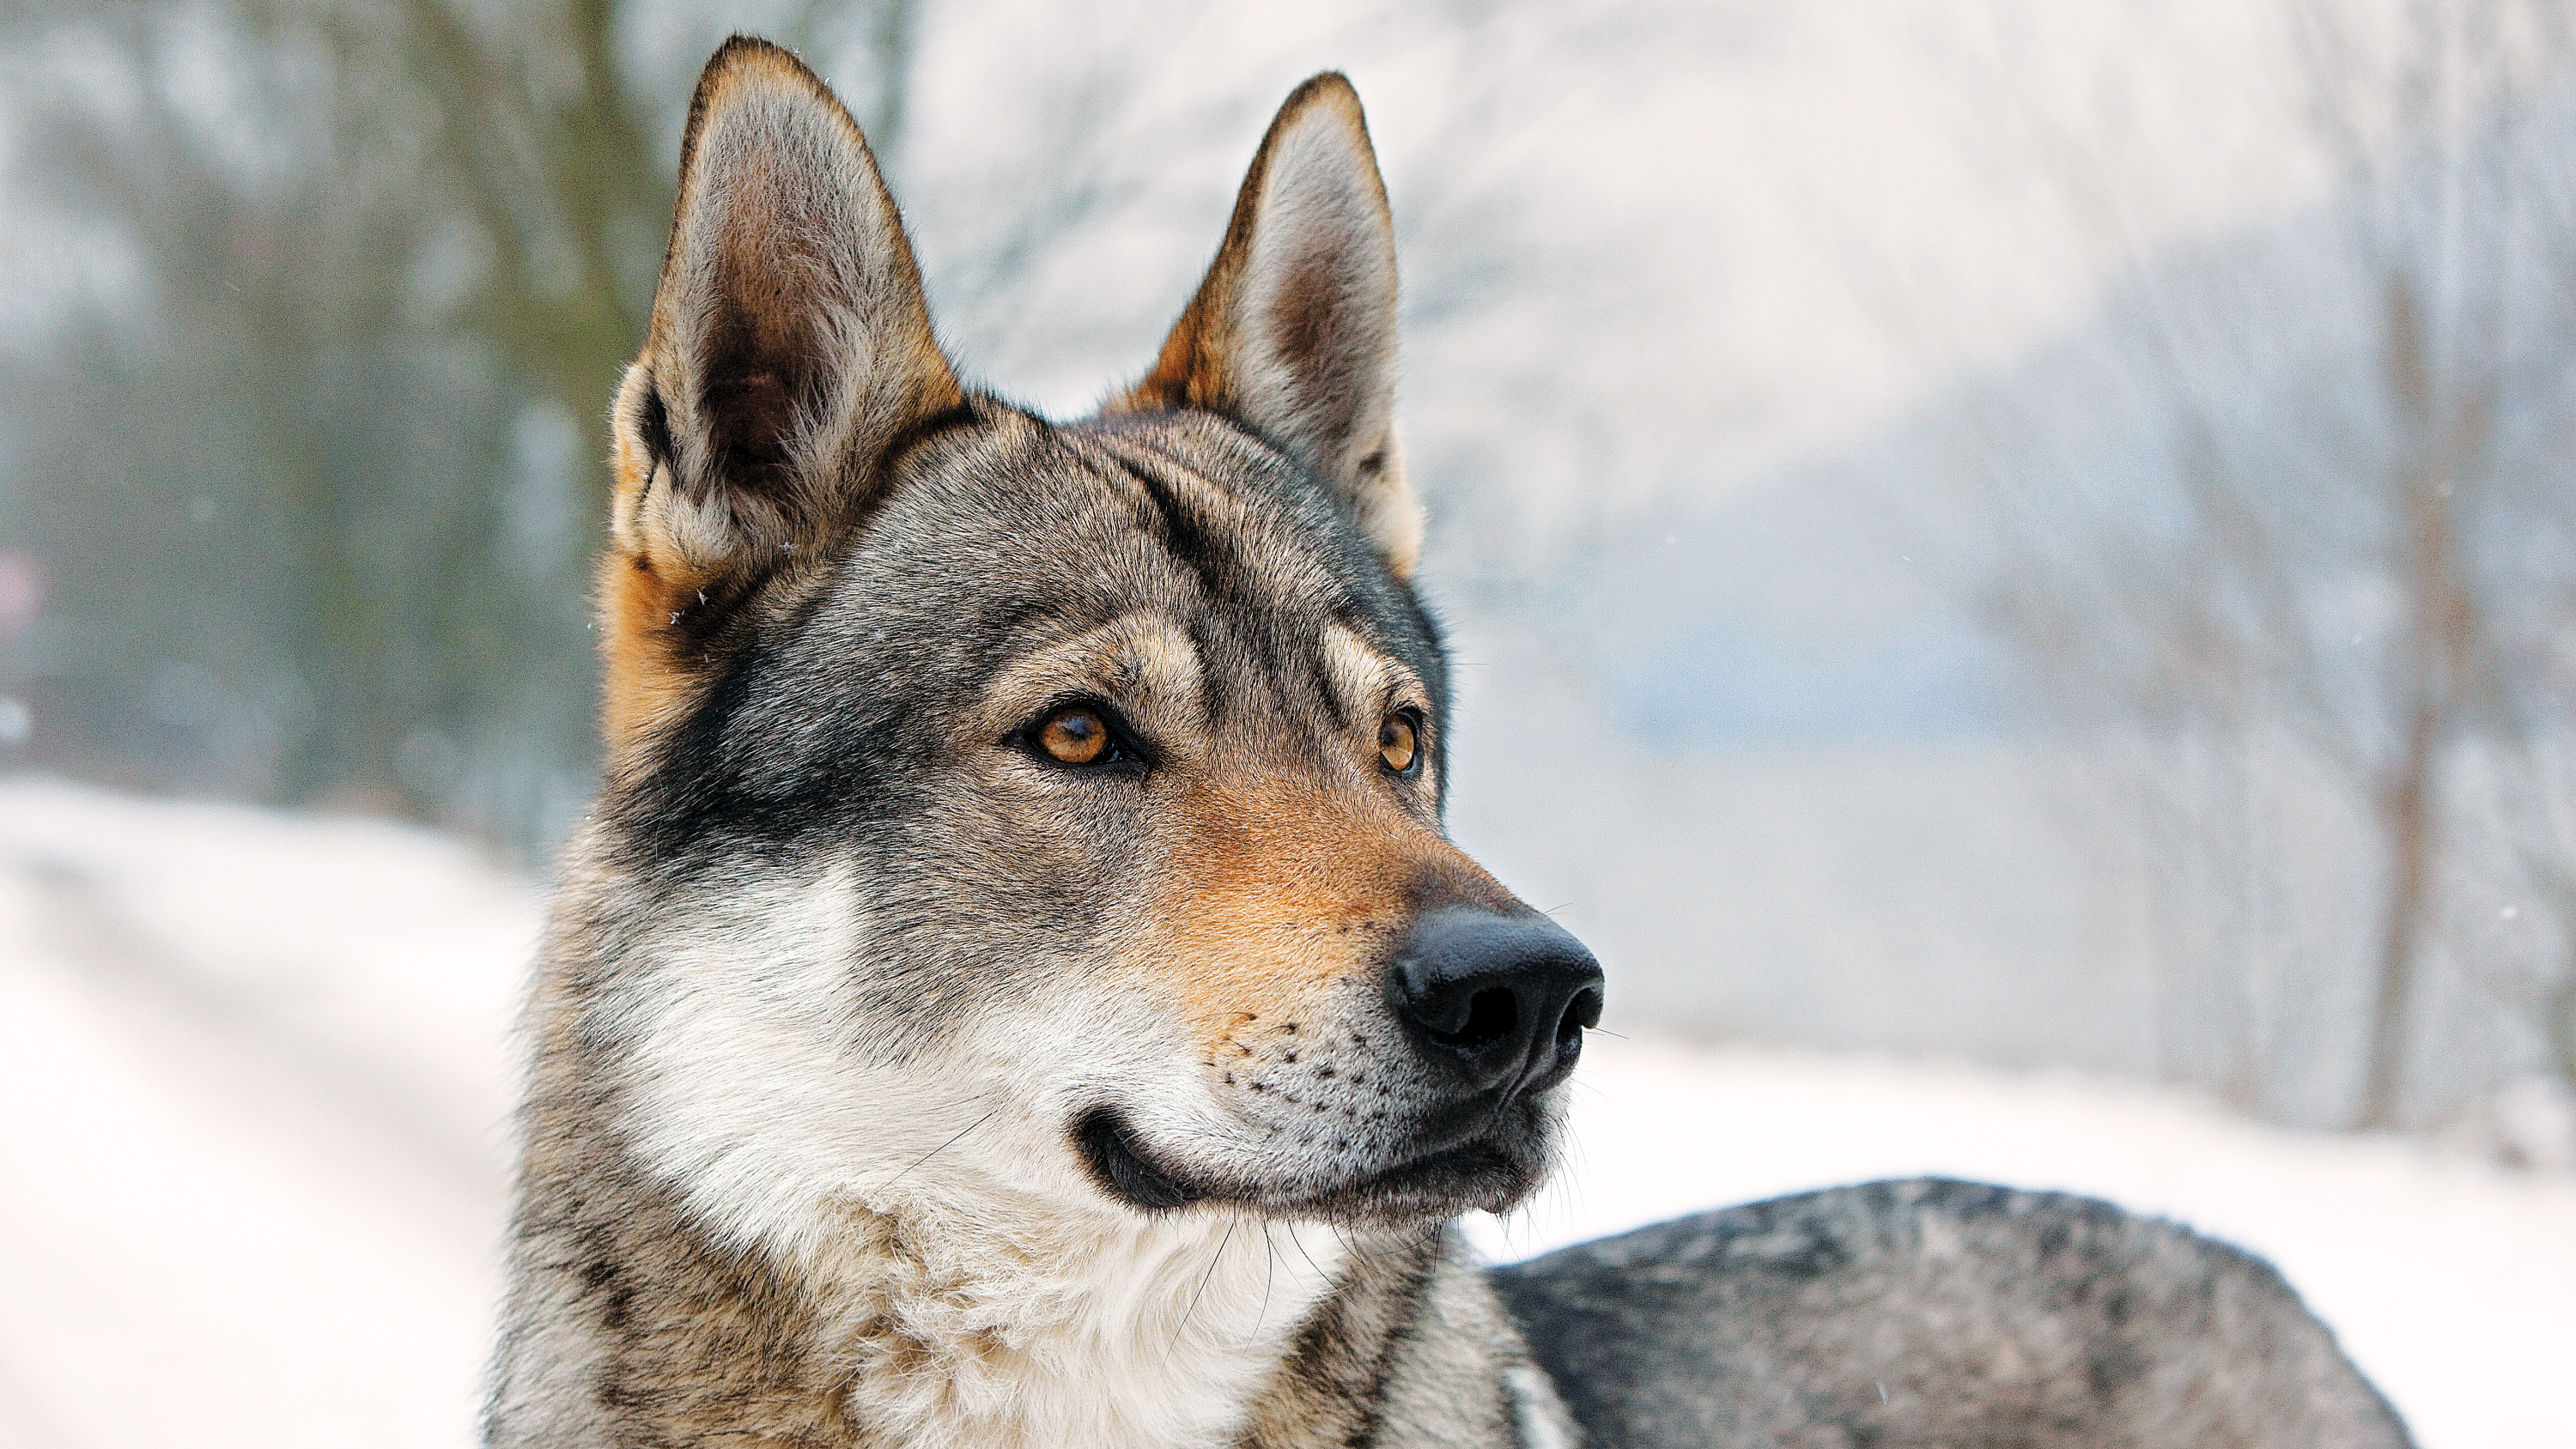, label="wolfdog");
[487,37,2413,1448]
